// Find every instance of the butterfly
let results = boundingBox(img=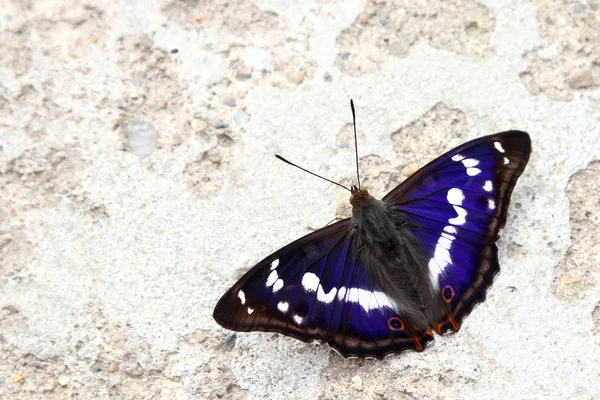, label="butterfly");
[213,101,531,359]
